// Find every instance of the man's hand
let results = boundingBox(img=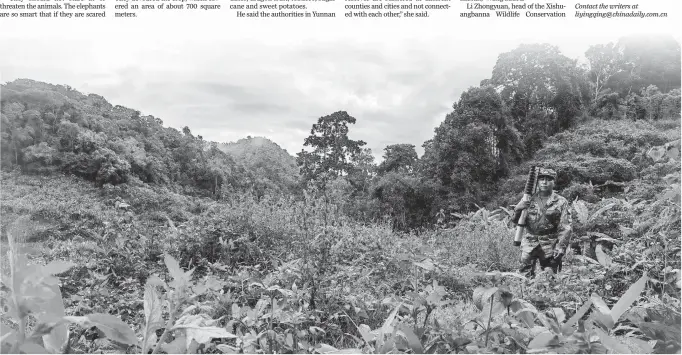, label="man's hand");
[515,200,530,211]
